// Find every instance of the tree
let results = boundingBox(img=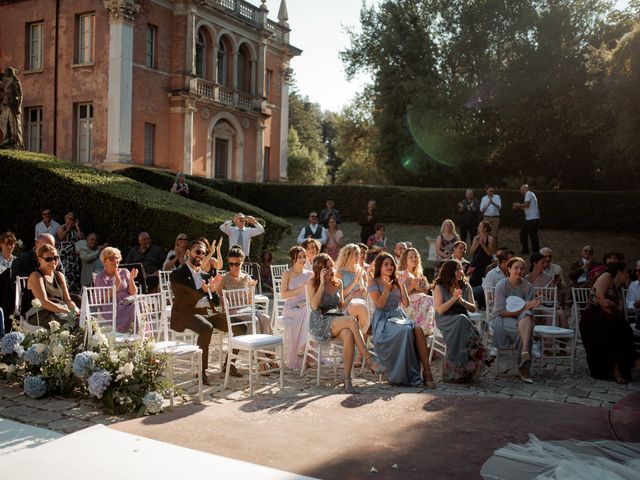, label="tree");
[286,128,327,184]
